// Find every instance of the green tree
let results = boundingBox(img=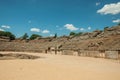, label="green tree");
[104,26,109,31]
[75,32,83,36]
[29,34,42,40]
[69,32,83,36]
[0,31,15,40]
[54,33,57,38]
[118,23,120,26]
[69,32,76,36]
[22,33,28,40]
[5,32,15,40]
